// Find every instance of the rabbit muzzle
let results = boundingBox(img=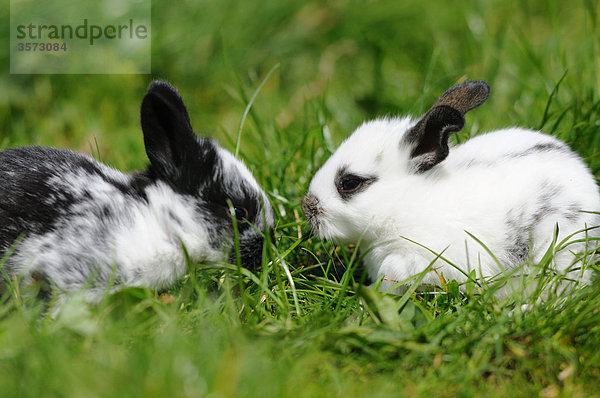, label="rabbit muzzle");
[302,192,323,233]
